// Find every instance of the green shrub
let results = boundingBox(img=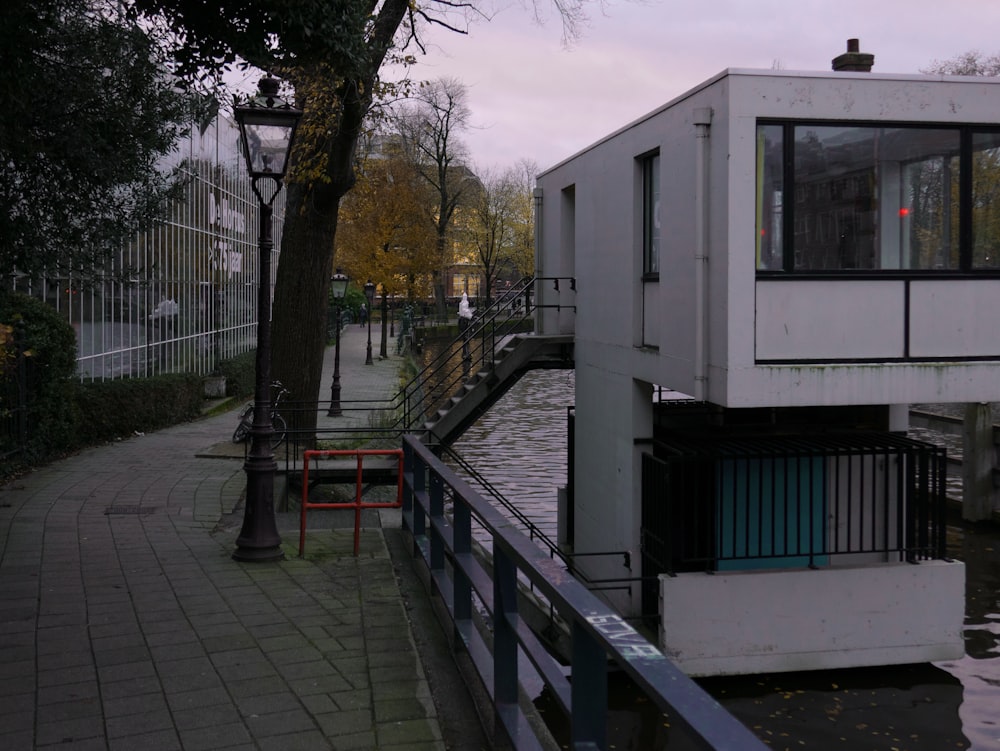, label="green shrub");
[0,291,80,465]
[217,350,256,398]
[75,373,203,444]
[1,290,230,482]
